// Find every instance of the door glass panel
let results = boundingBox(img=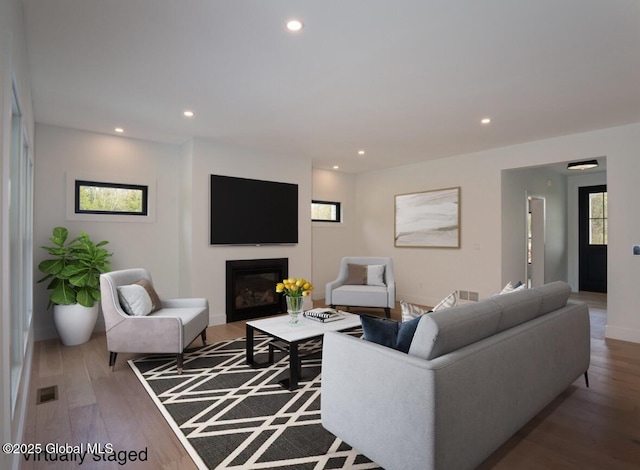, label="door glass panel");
[588,192,607,246]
